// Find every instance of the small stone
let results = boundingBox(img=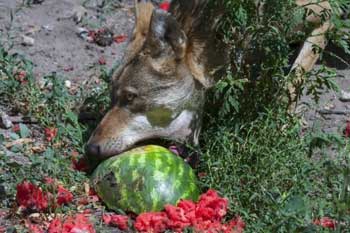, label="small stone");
[76,27,88,34]
[21,35,35,46]
[25,25,41,35]
[324,103,335,111]
[8,154,31,166]
[42,24,53,32]
[38,79,46,89]
[76,27,94,42]
[0,111,13,129]
[2,146,31,166]
[33,0,45,4]
[64,80,72,88]
[73,6,87,23]
[340,90,350,102]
